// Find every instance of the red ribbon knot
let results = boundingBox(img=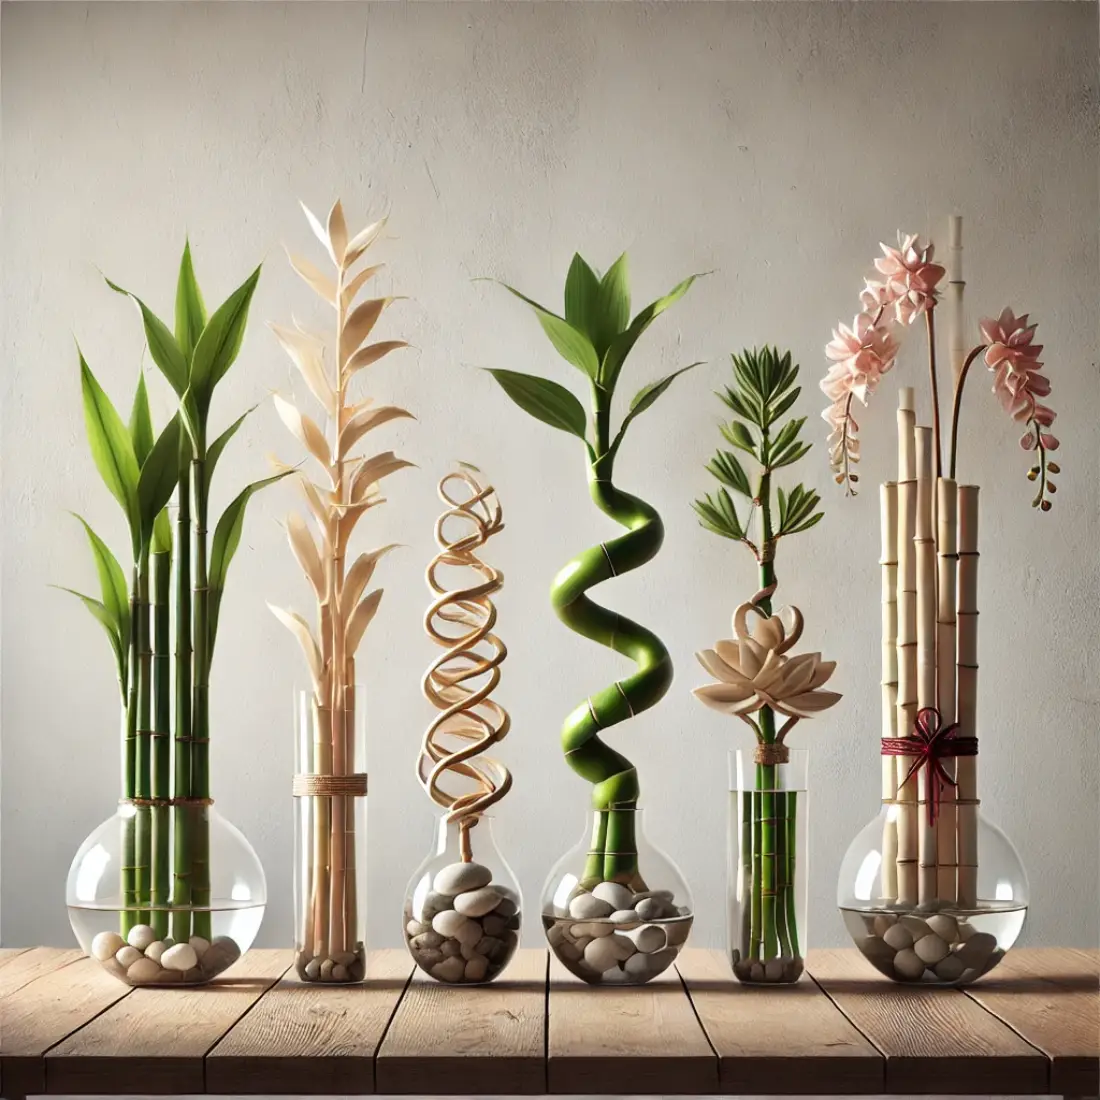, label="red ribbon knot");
[881,707,979,826]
